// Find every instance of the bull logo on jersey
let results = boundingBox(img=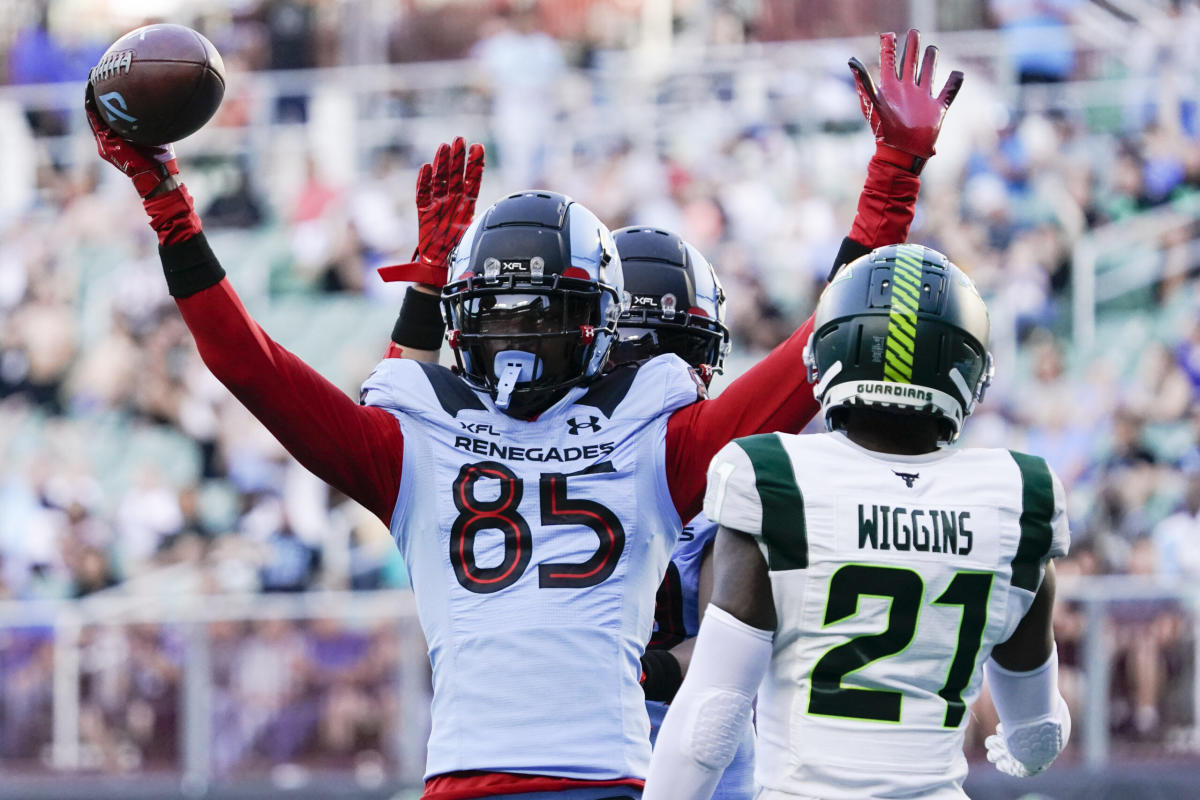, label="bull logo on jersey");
[893,470,920,488]
[566,415,602,435]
